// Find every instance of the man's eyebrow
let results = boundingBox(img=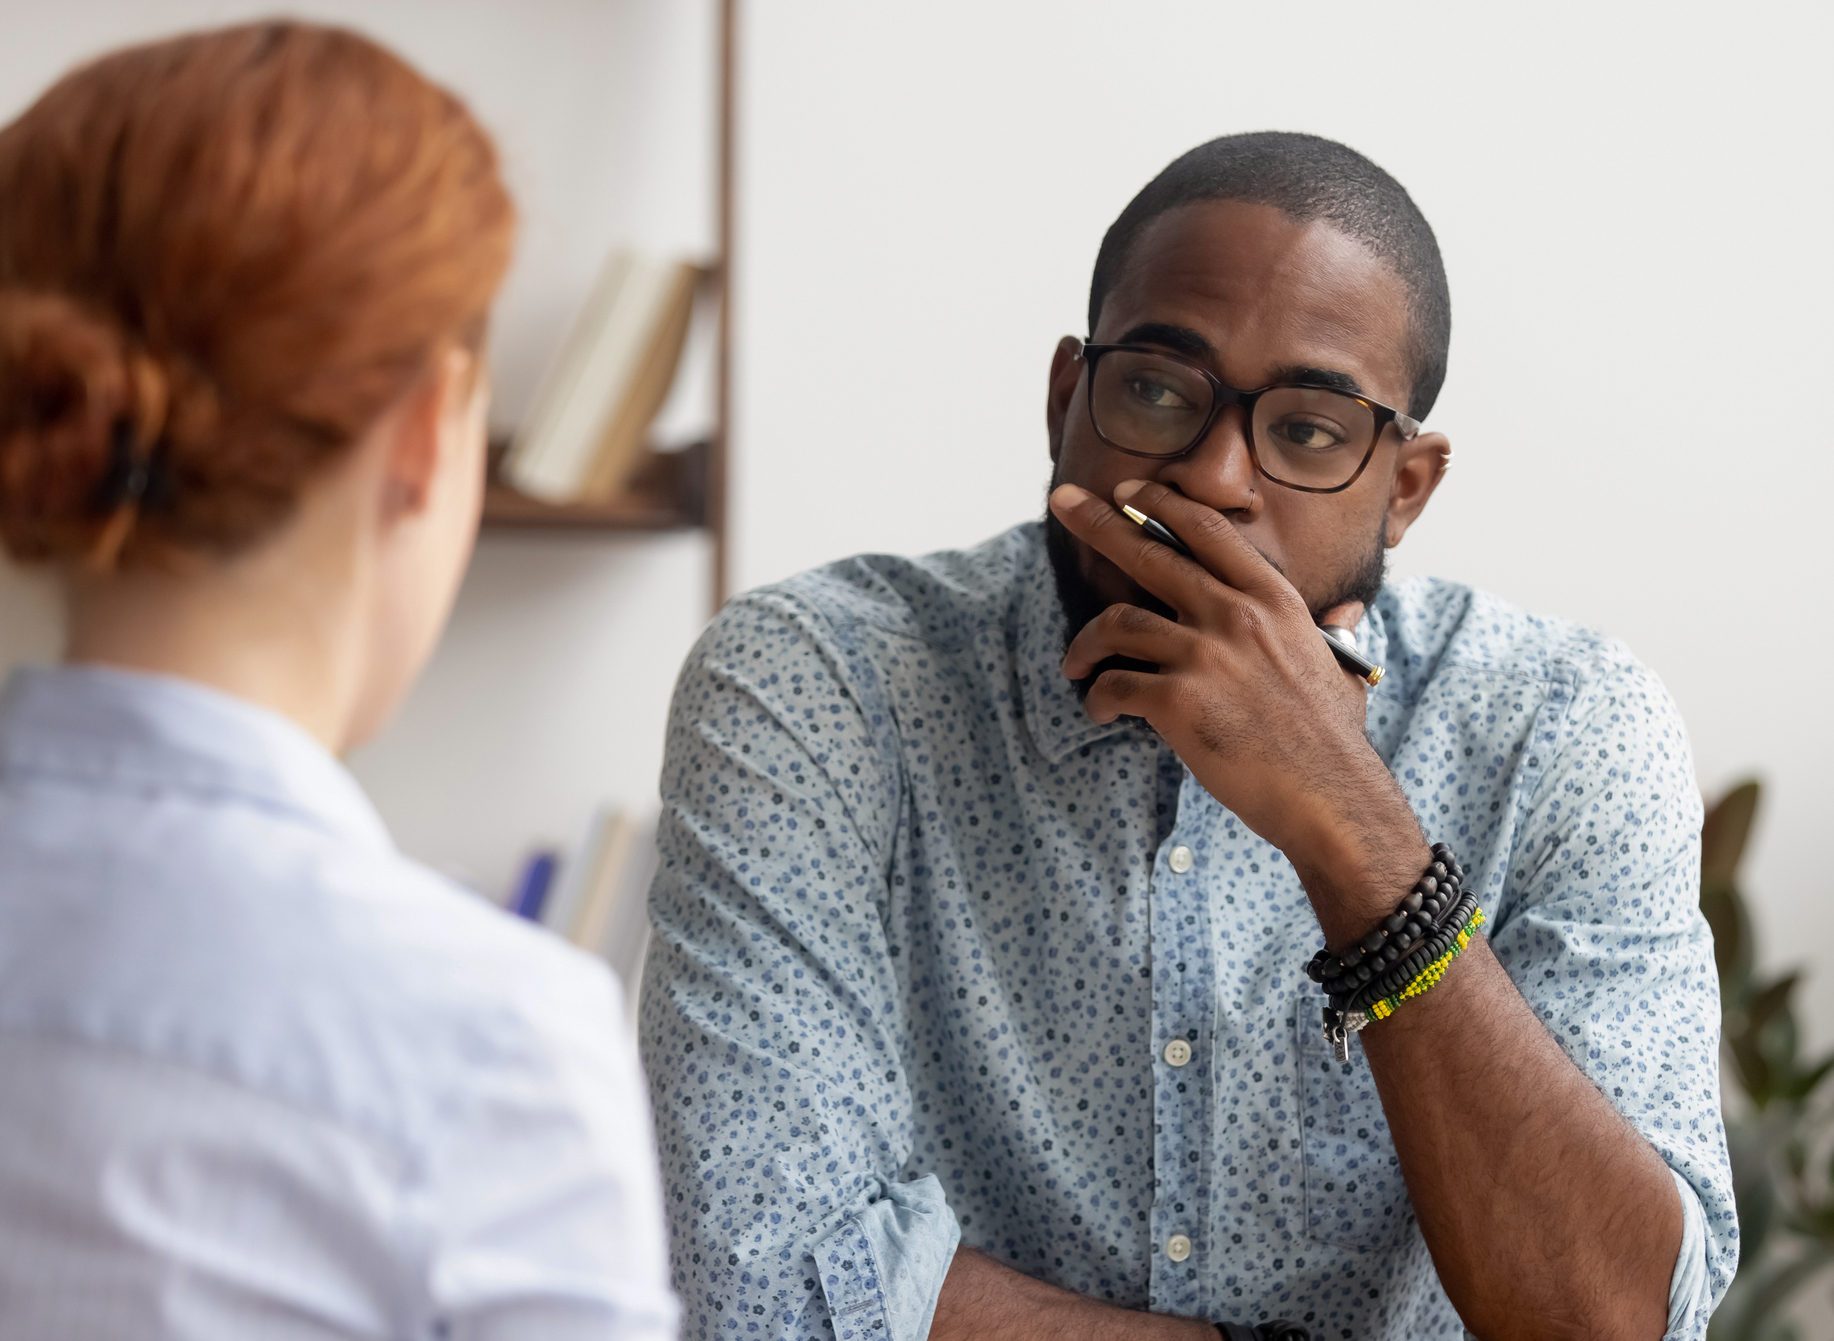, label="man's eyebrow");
[1110,323,1372,399]
[1111,321,1212,360]
[1268,364,1368,398]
